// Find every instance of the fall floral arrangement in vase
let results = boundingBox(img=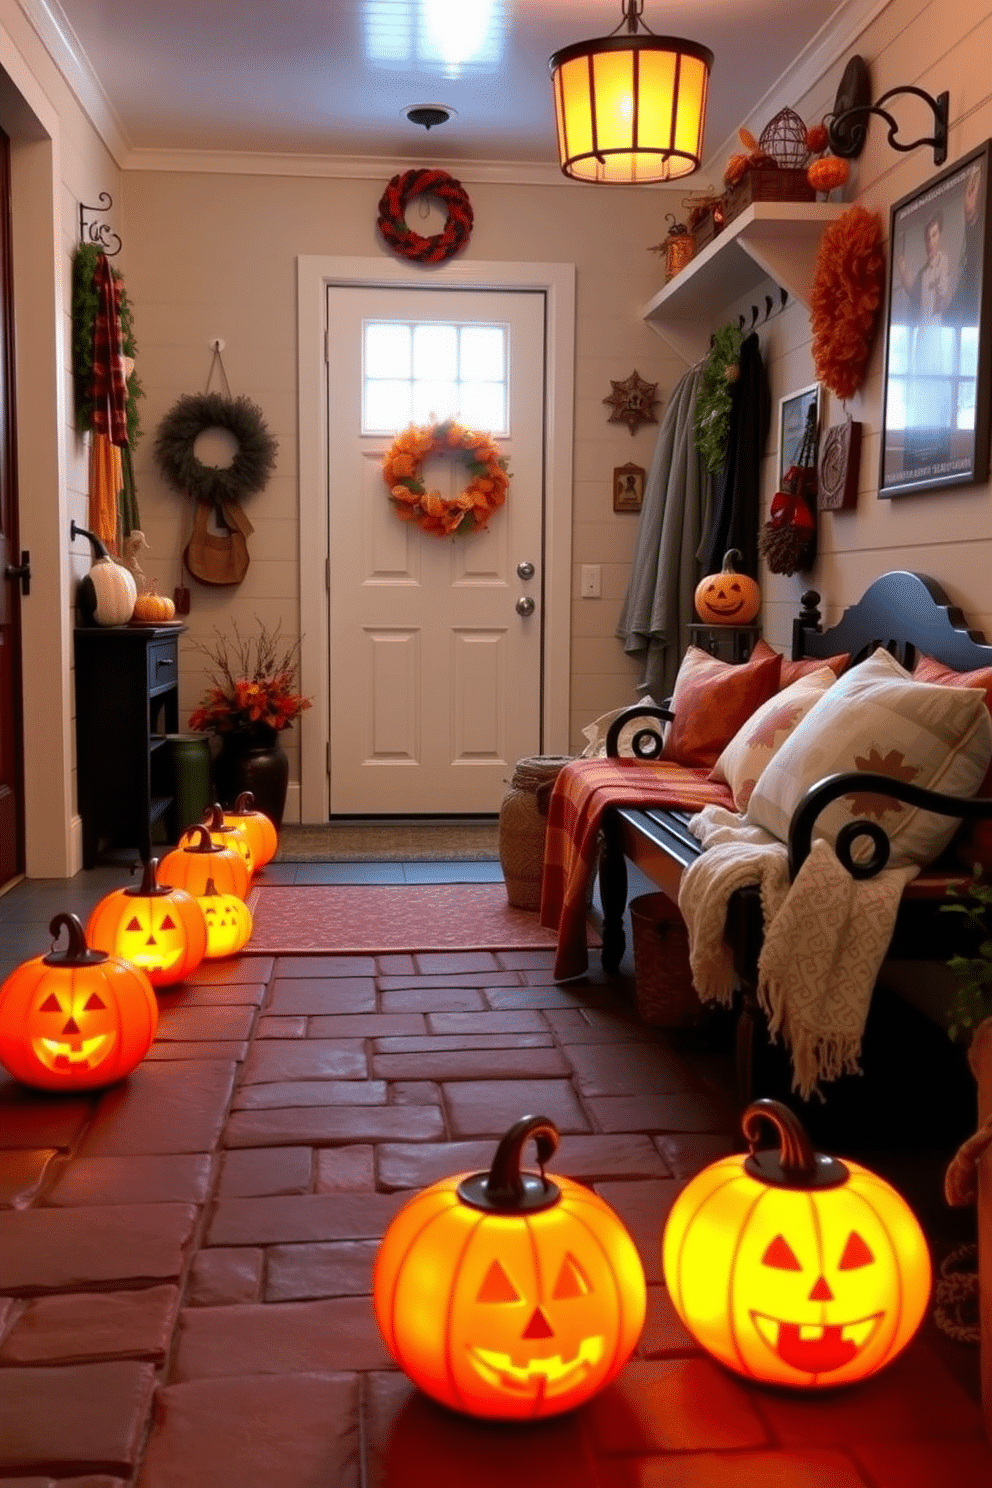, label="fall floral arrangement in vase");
[188,621,311,827]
